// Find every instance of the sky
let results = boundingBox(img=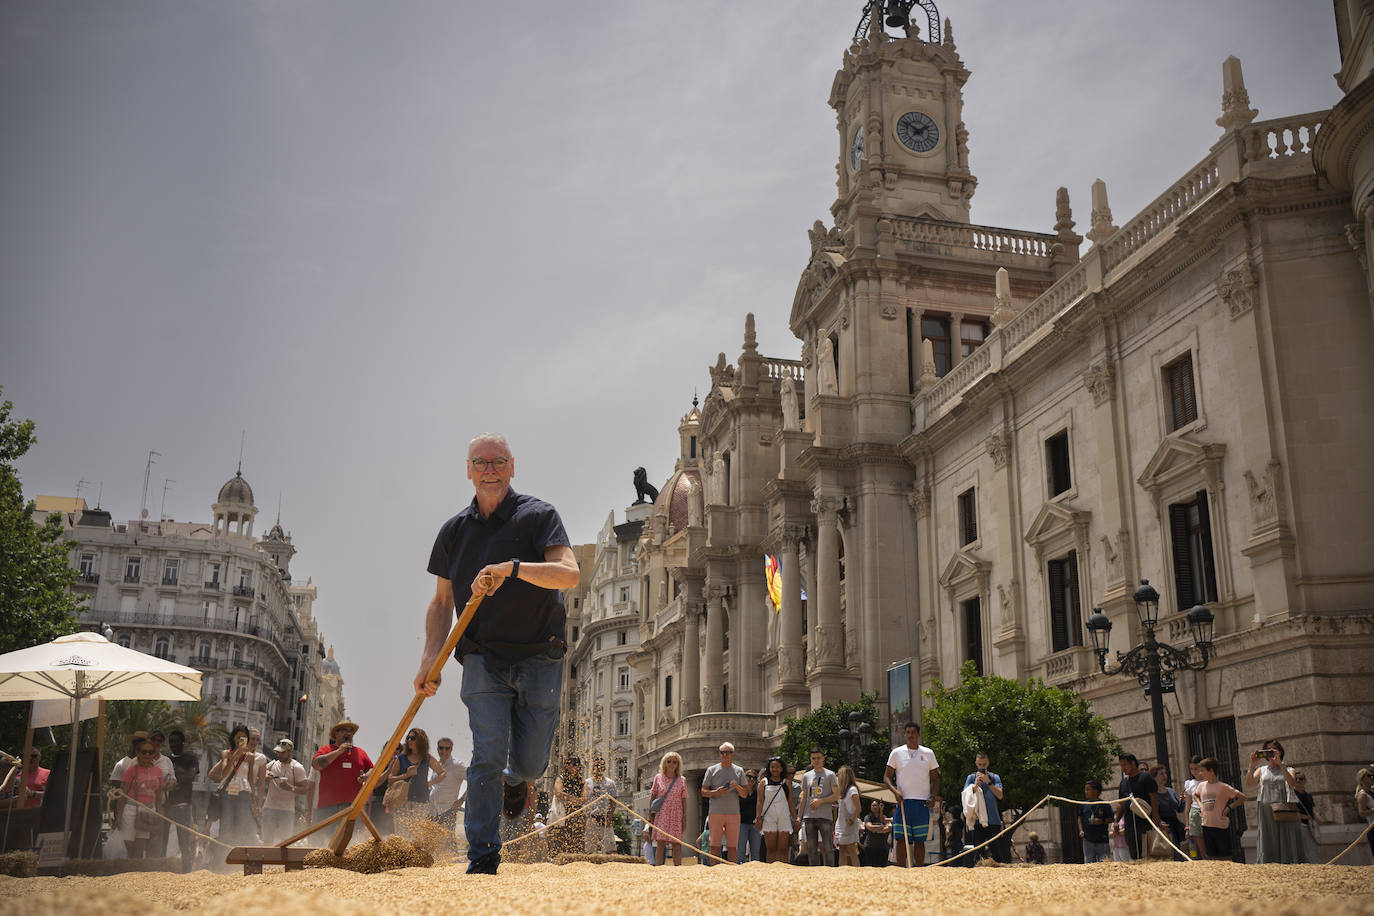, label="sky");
[0,0,1340,762]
